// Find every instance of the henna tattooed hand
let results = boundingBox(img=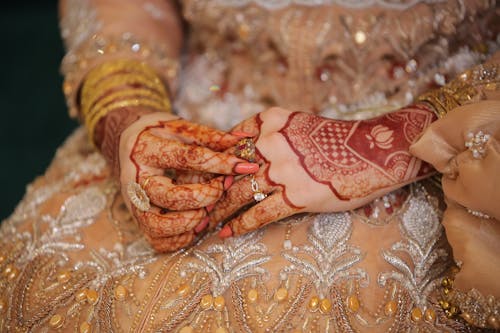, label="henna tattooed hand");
[119,112,259,252]
[210,106,436,237]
